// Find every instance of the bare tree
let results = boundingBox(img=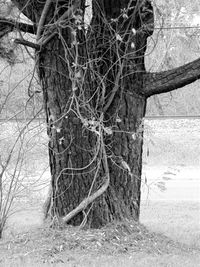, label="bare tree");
[1,0,200,228]
[0,108,45,238]
[0,10,46,235]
